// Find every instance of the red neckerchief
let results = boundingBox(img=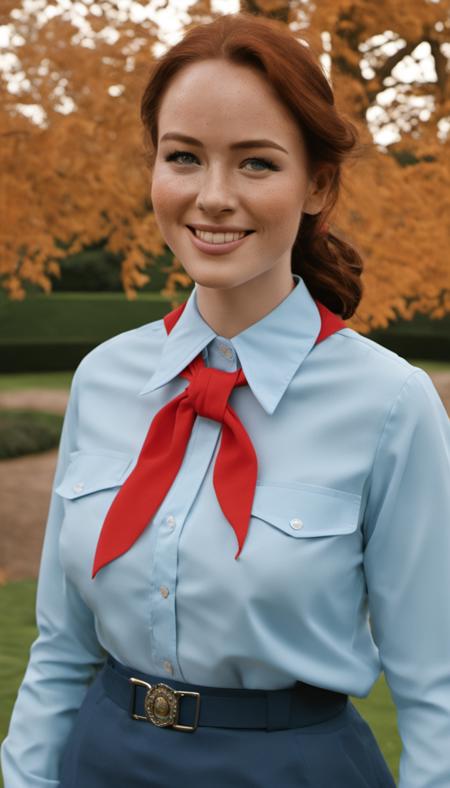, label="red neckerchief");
[92,298,346,577]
